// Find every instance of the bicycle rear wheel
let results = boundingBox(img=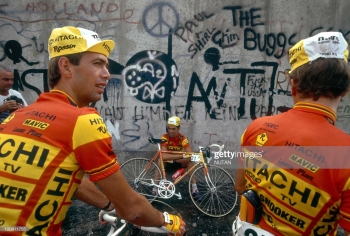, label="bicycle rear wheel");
[120,158,161,200]
[189,164,238,217]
